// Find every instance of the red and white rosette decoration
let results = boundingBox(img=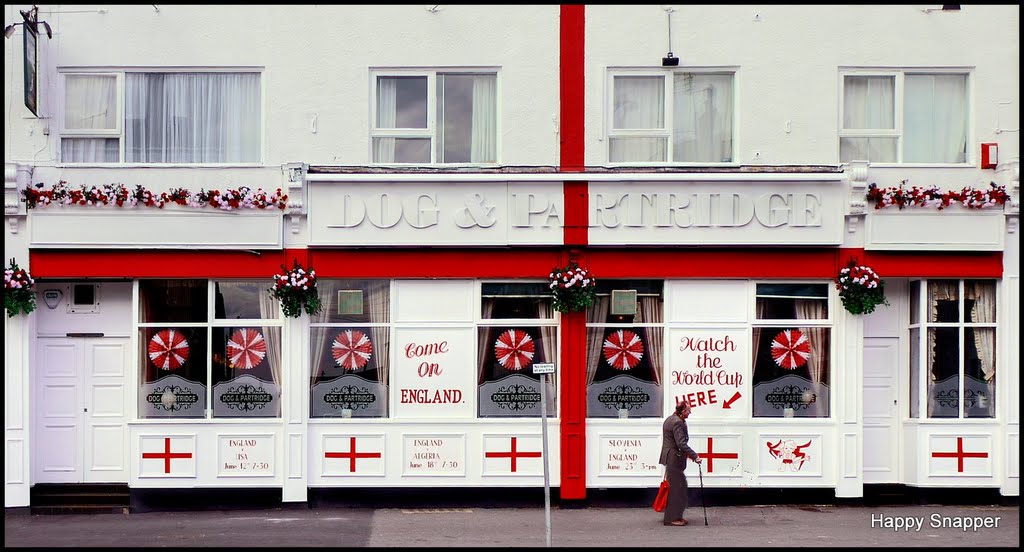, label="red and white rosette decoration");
[603,329,644,370]
[227,328,267,370]
[148,329,190,370]
[771,329,811,370]
[494,328,536,371]
[332,329,373,371]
